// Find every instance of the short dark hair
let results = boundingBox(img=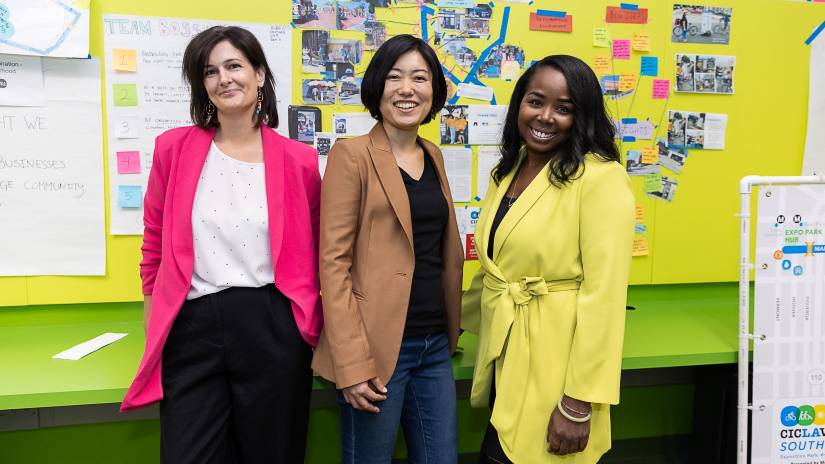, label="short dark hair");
[494,55,619,186]
[361,34,447,124]
[182,26,278,129]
